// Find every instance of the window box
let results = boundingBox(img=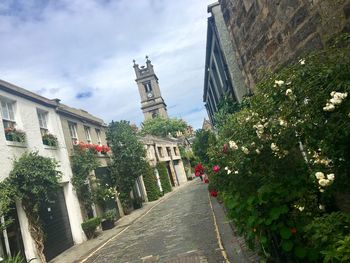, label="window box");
[42,133,58,147]
[4,128,26,143]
